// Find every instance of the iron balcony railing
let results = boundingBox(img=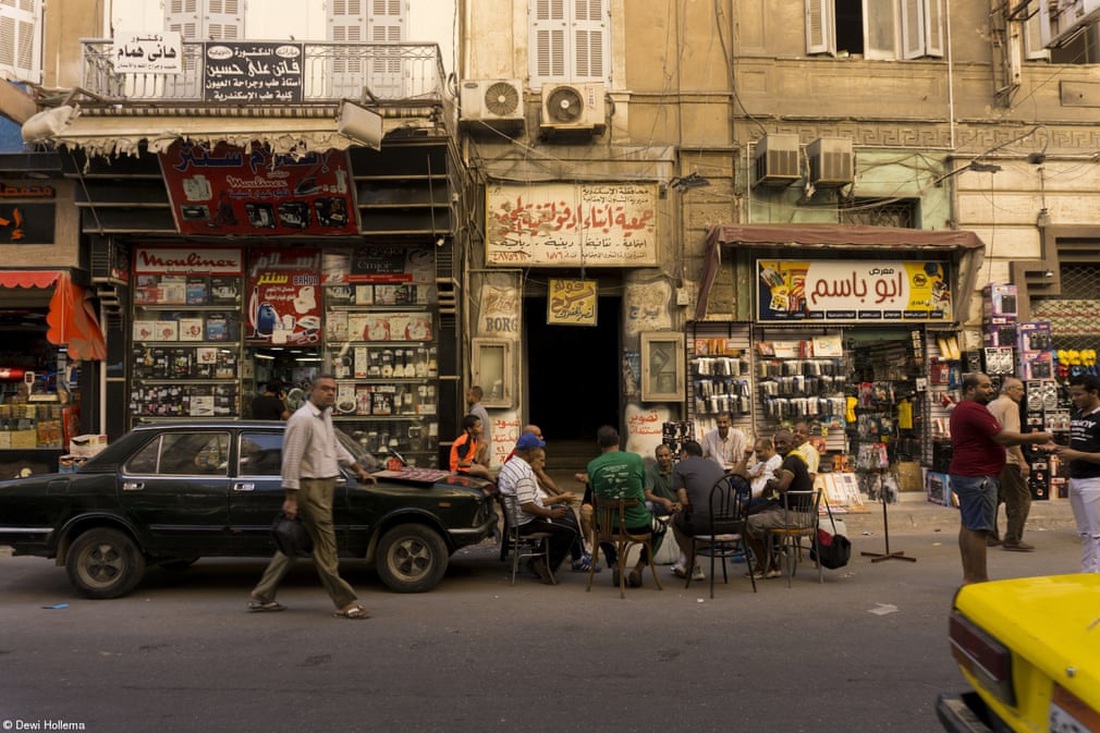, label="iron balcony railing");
[80,39,447,107]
